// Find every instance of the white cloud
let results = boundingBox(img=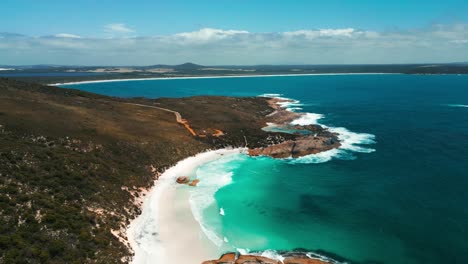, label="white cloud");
[284,28,358,38]
[174,28,249,42]
[1,25,468,65]
[104,23,134,33]
[450,39,468,44]
[54,33,81,39]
